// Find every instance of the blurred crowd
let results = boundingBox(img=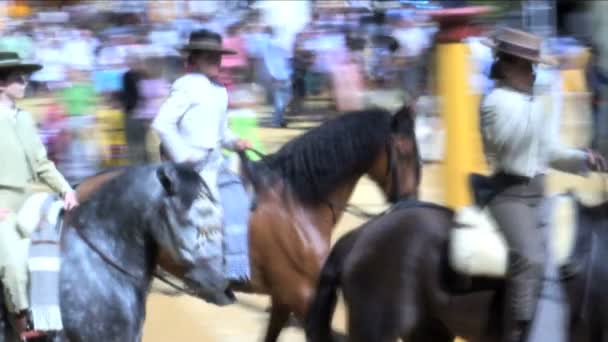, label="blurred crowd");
[2,0,602,184]
[1,1,438,182]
